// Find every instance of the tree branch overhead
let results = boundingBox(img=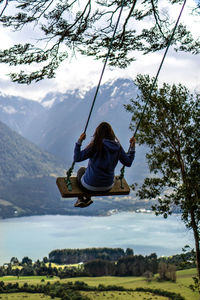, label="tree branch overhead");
[0,0,199,83]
